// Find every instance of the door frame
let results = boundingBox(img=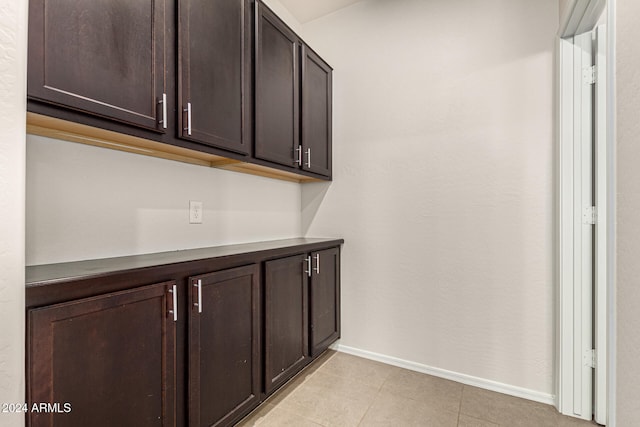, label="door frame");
[557,0,613,424]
